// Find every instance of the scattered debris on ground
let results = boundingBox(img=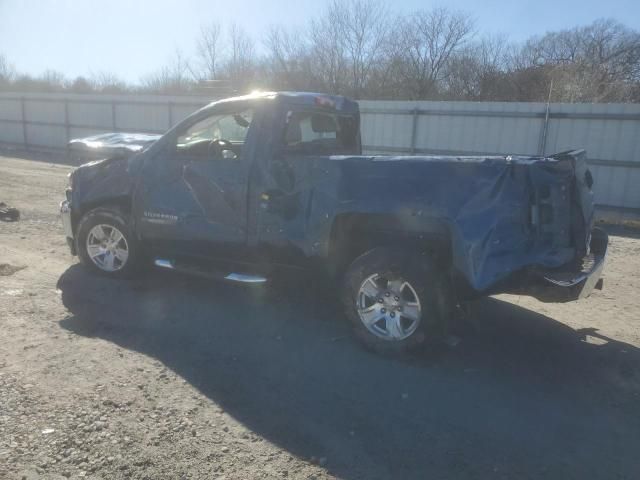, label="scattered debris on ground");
[0,263,26,276]
[0,202,20,222]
